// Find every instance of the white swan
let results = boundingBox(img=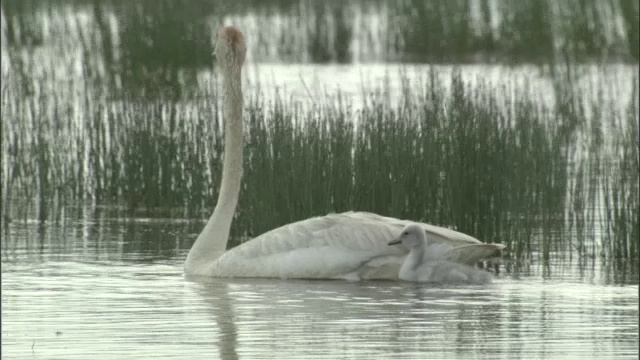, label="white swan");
[184,26,505,280]
[388,224,503,284]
